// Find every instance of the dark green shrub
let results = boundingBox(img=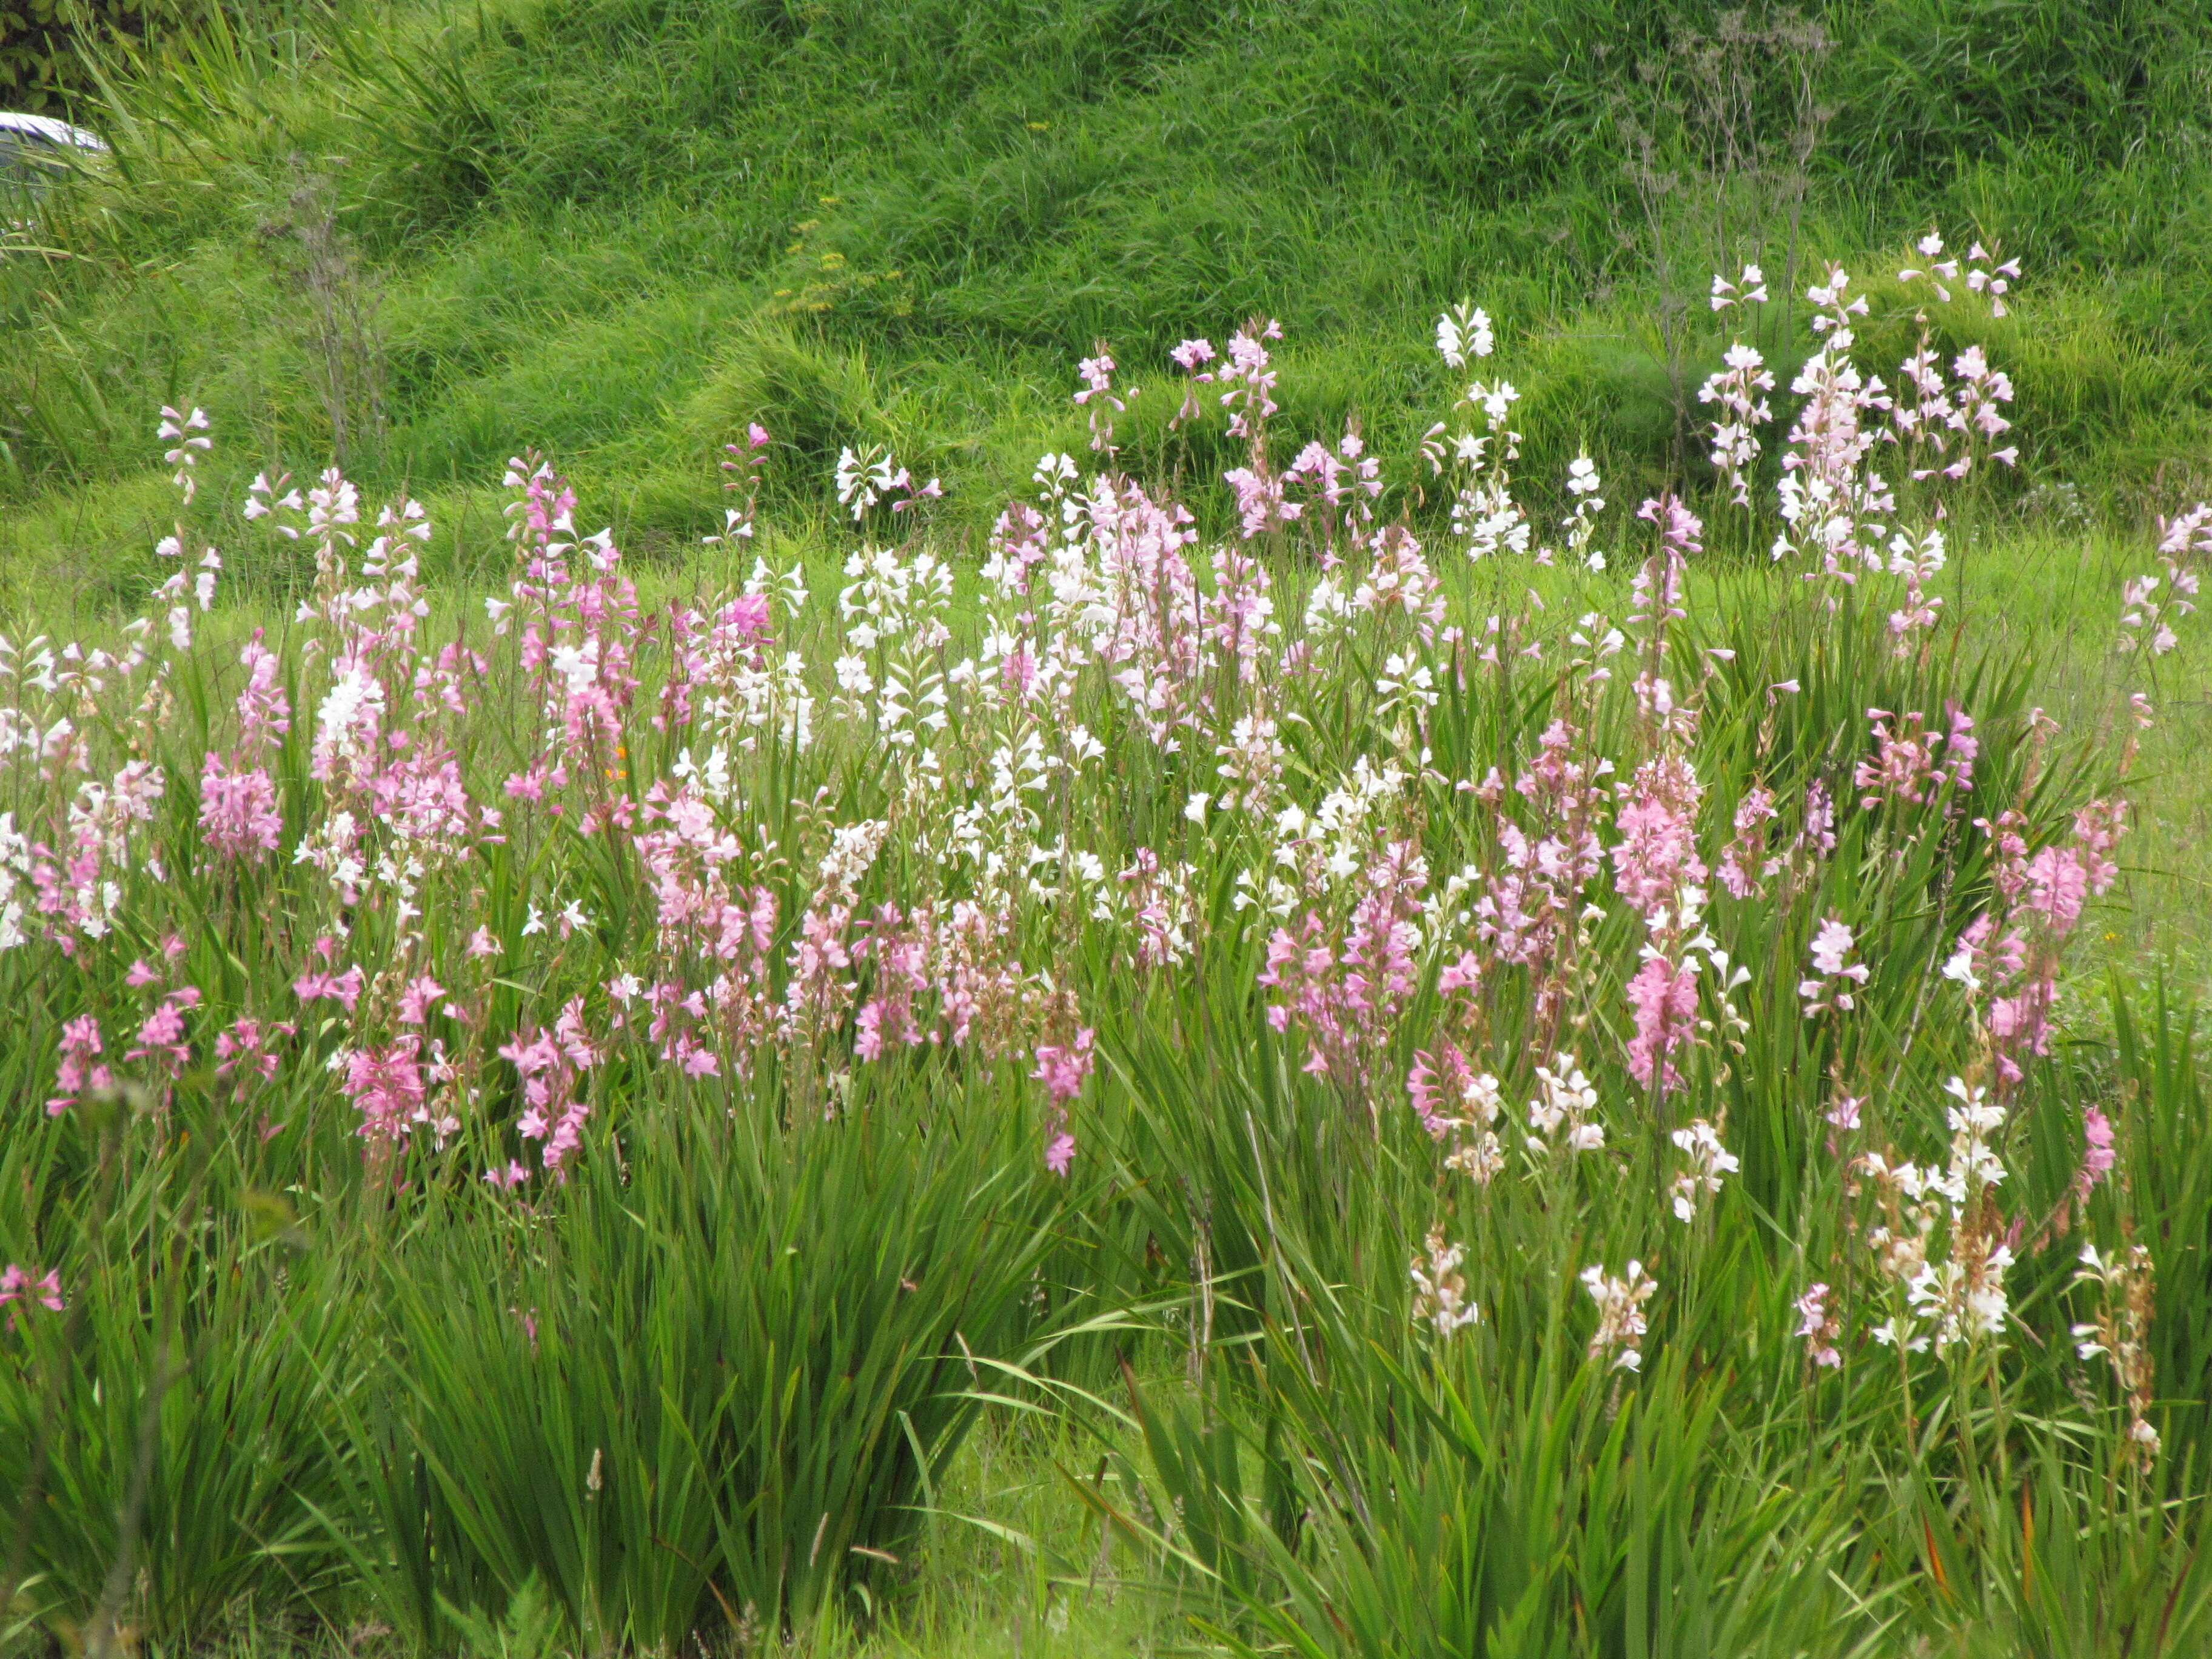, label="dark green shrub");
[1,0,210,113]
